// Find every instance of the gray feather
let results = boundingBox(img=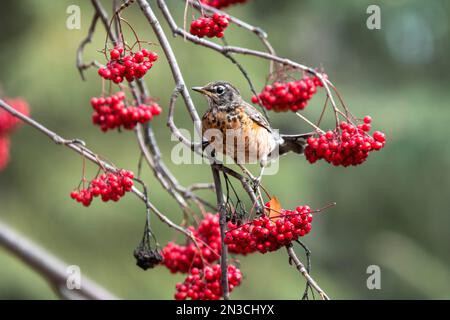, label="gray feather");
[278,134,310,156]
